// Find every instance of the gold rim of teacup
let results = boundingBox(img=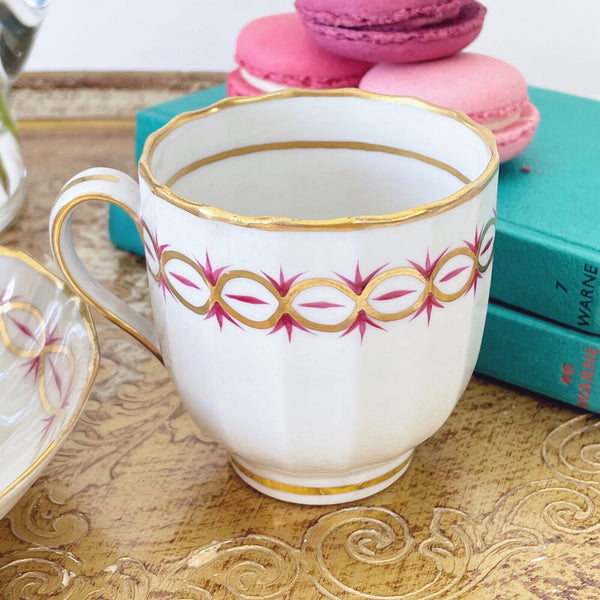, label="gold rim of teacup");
[138,88,499,232]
